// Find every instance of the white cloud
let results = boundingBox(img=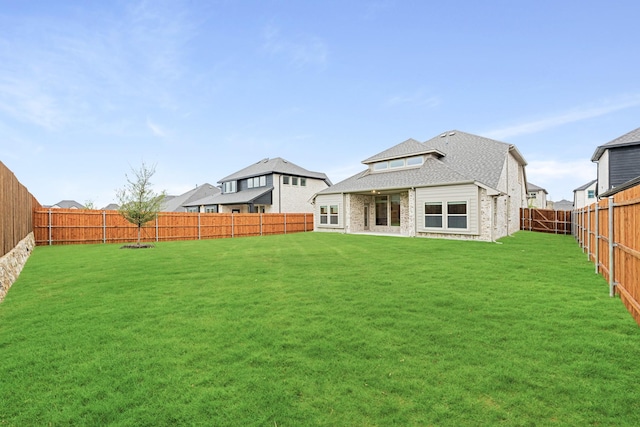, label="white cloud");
[526,158,597,201]
[485,95,640,140]
[262,25,328,68]
[386,91,439,108]
[146,118,167,138]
